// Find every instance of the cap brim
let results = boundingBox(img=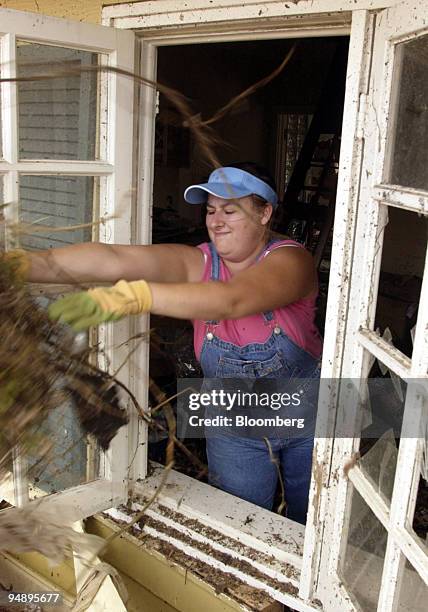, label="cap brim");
[184,182,252,204]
